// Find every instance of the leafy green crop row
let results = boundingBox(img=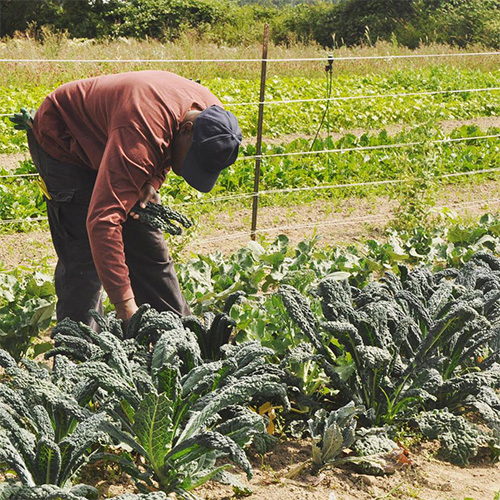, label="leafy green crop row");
[0,240,499,499]
[1,66,499,153]
[0,305,288,499]
[1,125,498,234]
[179,213,500,318]
[278,256,500,465]
[4,210,500,361]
